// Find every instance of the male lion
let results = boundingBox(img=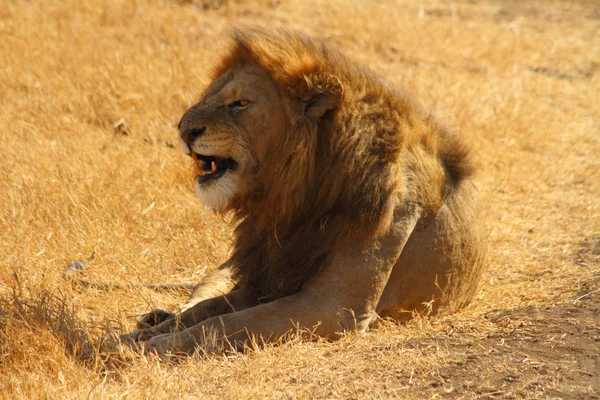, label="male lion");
[126,27,486,355]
